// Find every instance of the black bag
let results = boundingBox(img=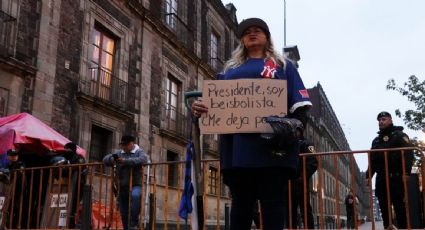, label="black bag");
[261,116,303,155]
